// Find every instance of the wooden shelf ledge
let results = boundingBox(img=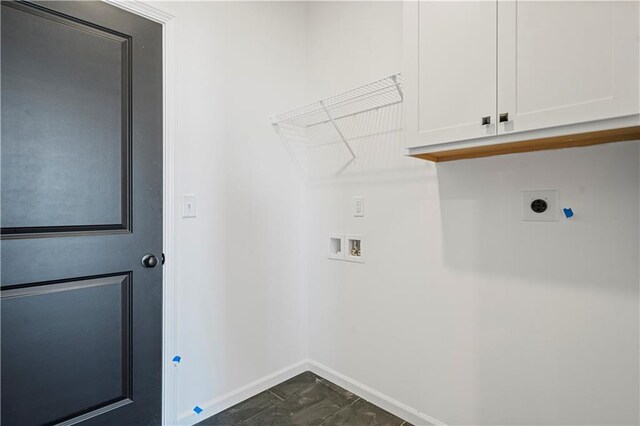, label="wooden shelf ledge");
[411,126,640,162]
